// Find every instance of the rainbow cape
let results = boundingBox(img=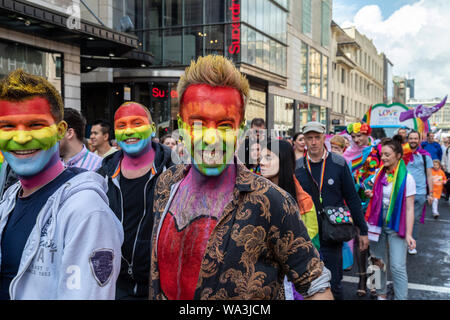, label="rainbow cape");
[293,175,320,250]
[365,159,408,241]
